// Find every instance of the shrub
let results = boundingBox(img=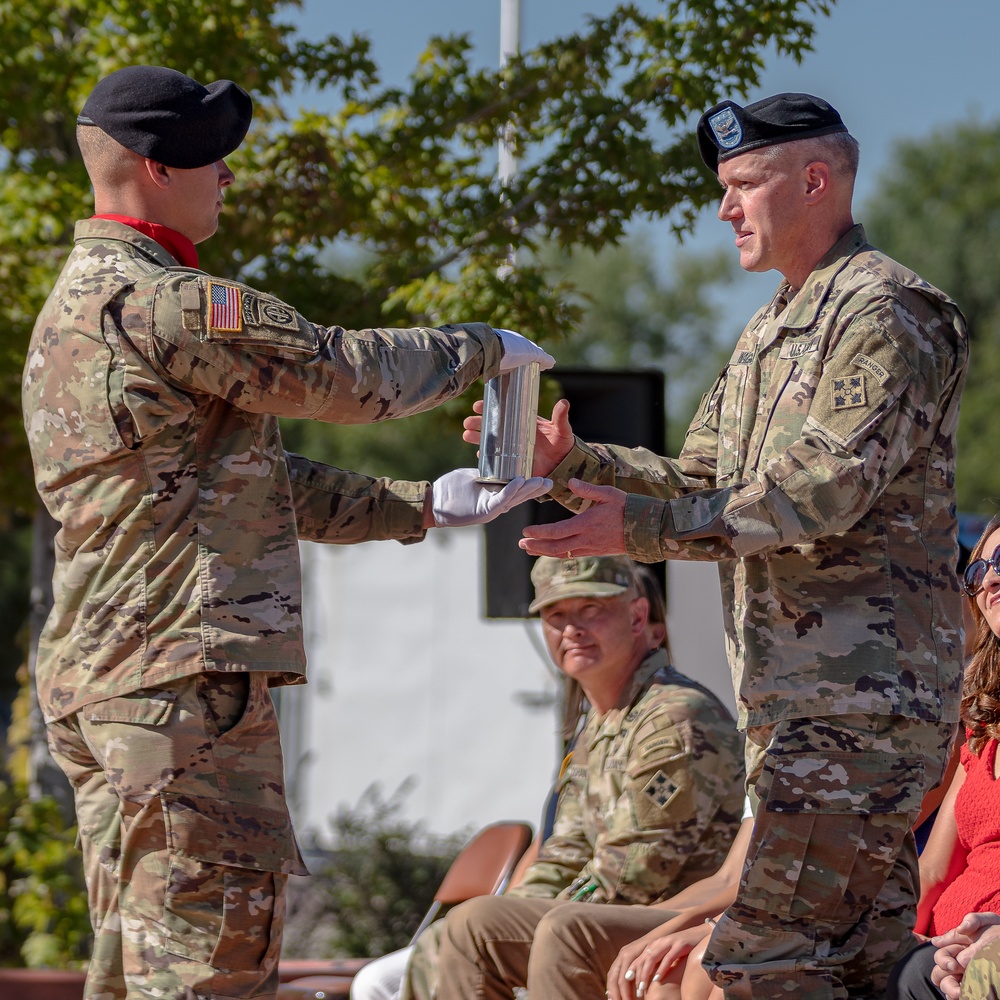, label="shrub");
[283,781,468,959]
